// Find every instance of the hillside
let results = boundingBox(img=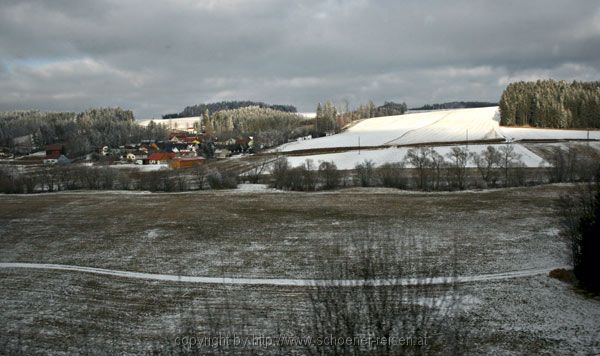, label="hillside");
[276,107,600,154]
